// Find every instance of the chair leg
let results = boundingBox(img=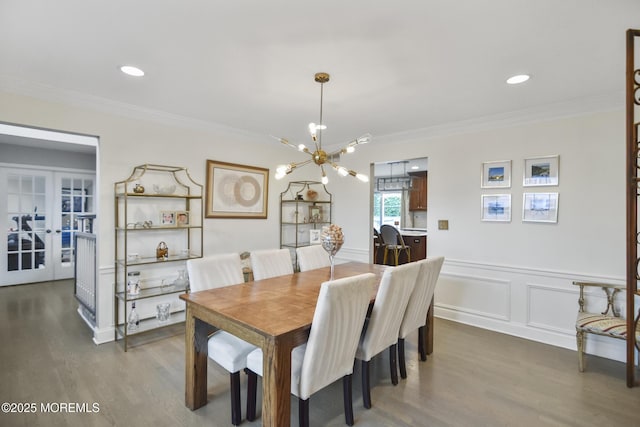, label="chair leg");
[246,370,258,421]
[398,338,407,379]
[577,330,585,372]
[418,325,427,361]
[362,360,372,409]
[299,397,310,427]
[394,248,400,266]
[389,344,398,386]
[230,371,241,426]
[343,374,354,426]
[407,247,411,263]
[383,248,388,265]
